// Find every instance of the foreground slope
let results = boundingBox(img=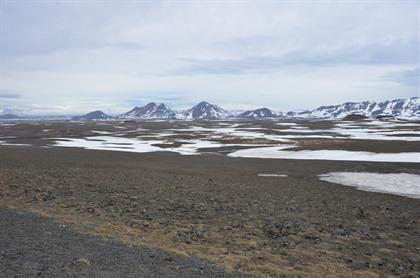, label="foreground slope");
[0,144,419,277]
[0,208,231,277]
